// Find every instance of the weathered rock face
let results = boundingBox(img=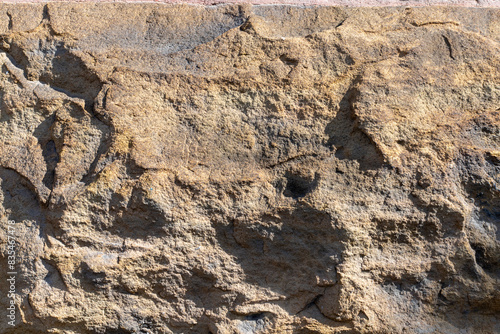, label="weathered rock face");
[0,3,499,334]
